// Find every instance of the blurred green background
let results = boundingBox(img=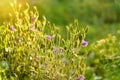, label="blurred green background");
[31,0,120,43]
[37,0,120,43]
[34,0,120,25]
[0,0,120,41]
[1,0,120,25]
[32,0,120,25]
